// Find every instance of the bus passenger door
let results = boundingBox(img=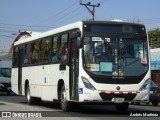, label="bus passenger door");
[18,49,24,94]
[69,38,79,100]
